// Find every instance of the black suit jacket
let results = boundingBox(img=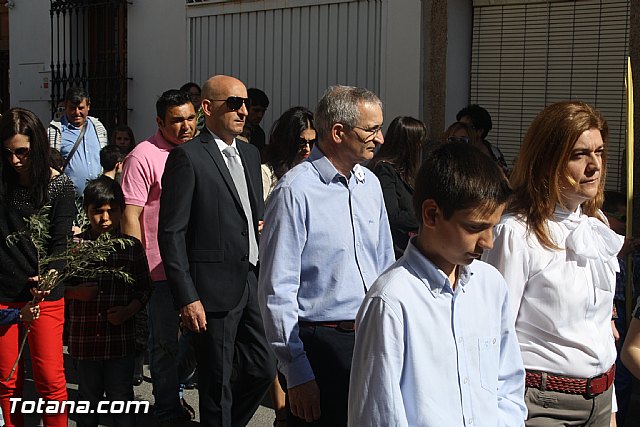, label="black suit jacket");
[158,131,264,312]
